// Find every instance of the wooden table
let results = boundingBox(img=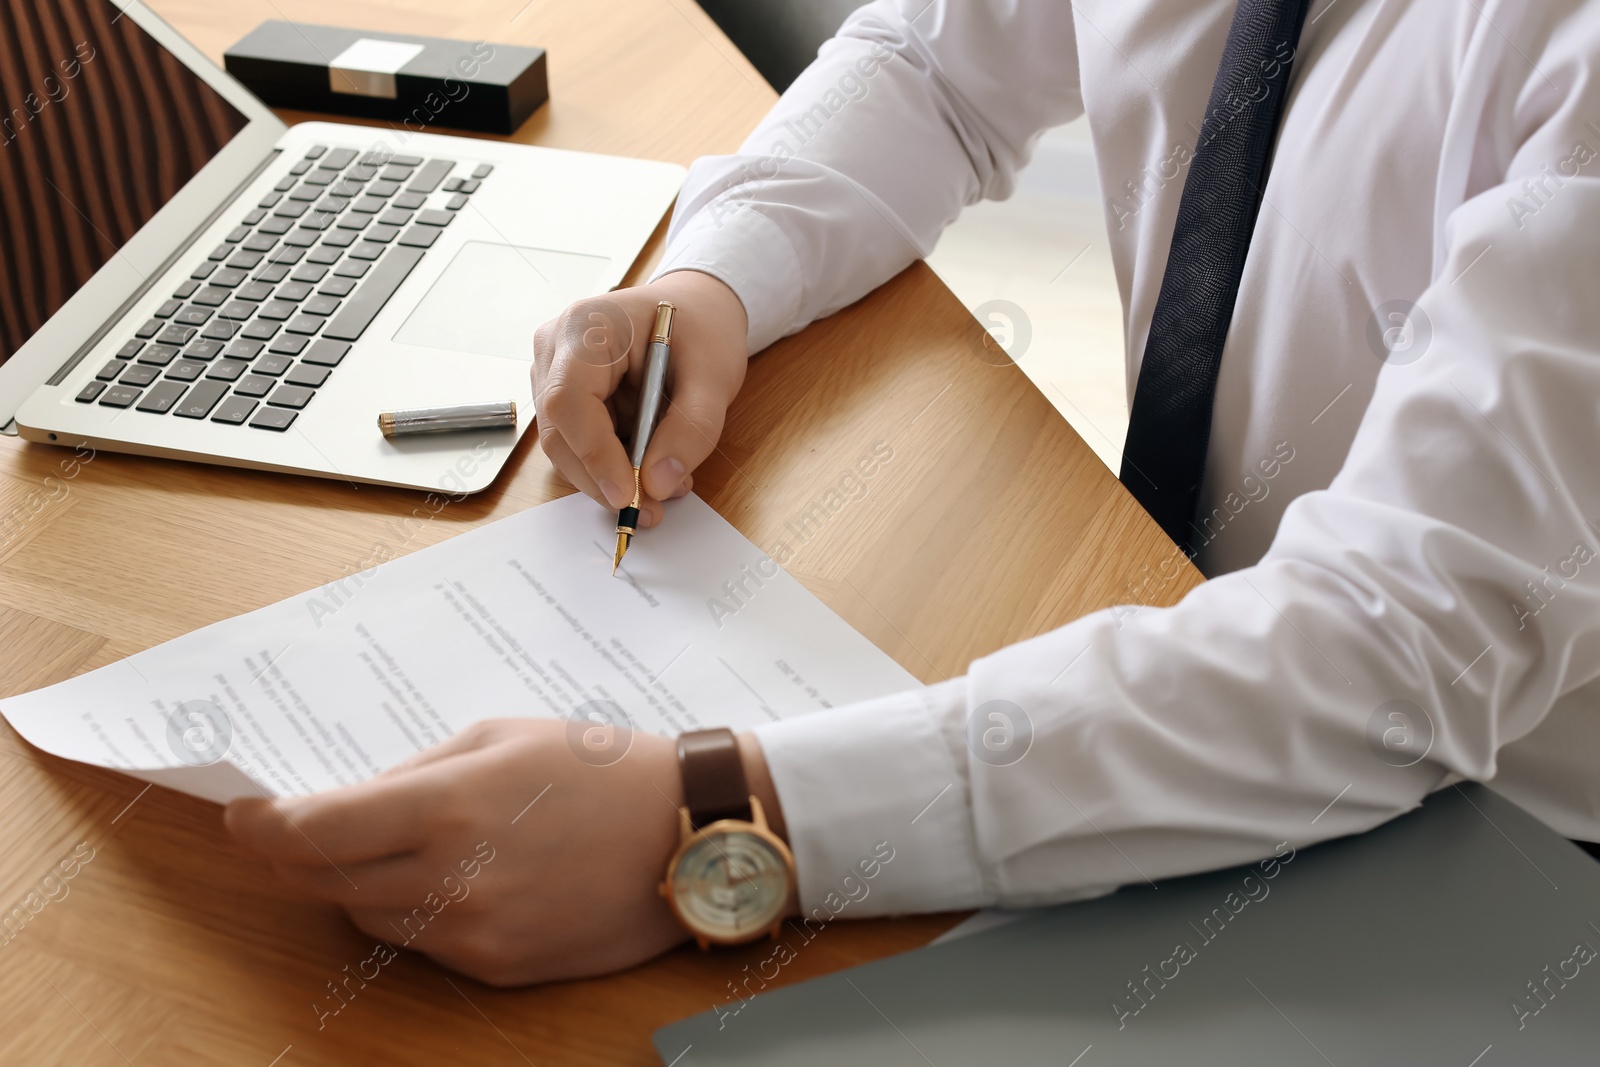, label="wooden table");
[0,1,1203,1062]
